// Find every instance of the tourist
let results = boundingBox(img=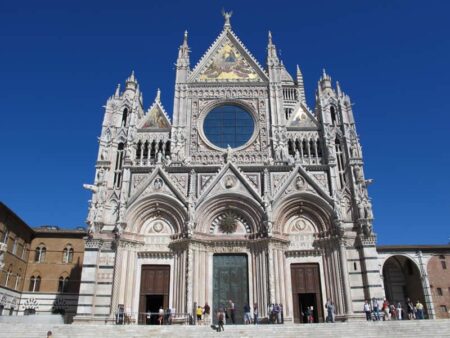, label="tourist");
[396,302,403,320]
[204,302,210,324]
[308,306,314,323]
[196,305,203,324]
[228,300,236,324]
[253,303,259,325]
[382,299,390,320]
[389,304,396,320]
[158,306,164,325]
[415,300,424,319]
[372,298,380,321]
[268,303,274,323]
[406,298,415,319]
[217,309,225,332]
[280,303,284,324]
[273,303,281,324]
[325,299,335,323]
[243,303,251,324]
[364,300,372,321]
[47,331,53,338]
